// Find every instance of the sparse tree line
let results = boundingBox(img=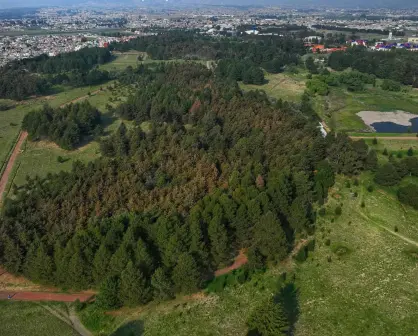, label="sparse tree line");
[374,152,418,209]
[0,62,376,310]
